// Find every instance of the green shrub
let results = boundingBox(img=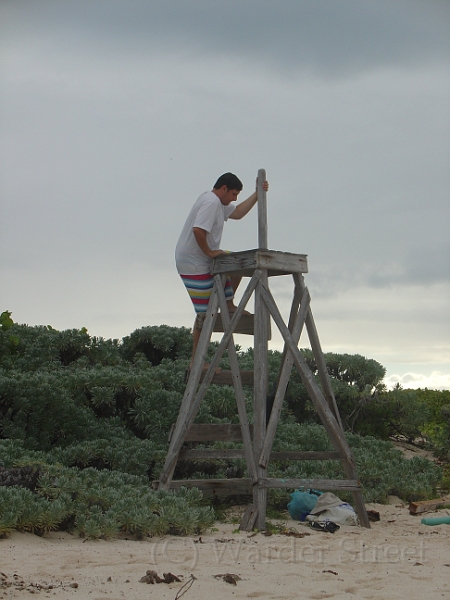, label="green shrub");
[120,325,192,365]
[267,424,441,505]
[0,442,215,540]
[0,316,445,537]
